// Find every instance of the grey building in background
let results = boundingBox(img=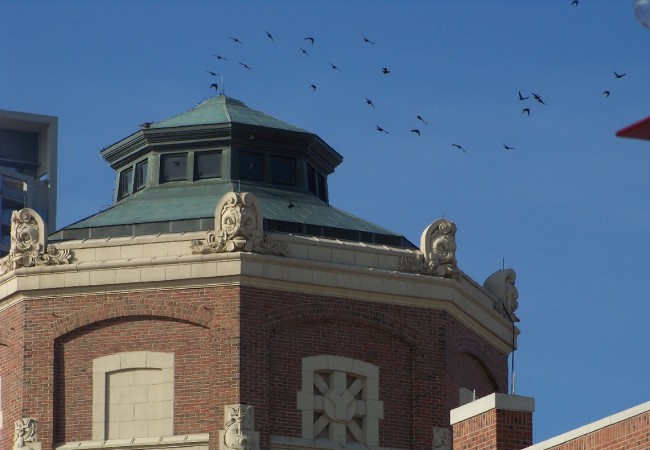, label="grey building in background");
[0,109,57,255]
